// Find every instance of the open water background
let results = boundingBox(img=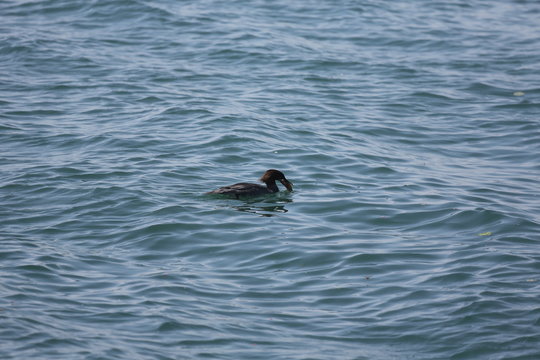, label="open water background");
[1,0,540,359]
